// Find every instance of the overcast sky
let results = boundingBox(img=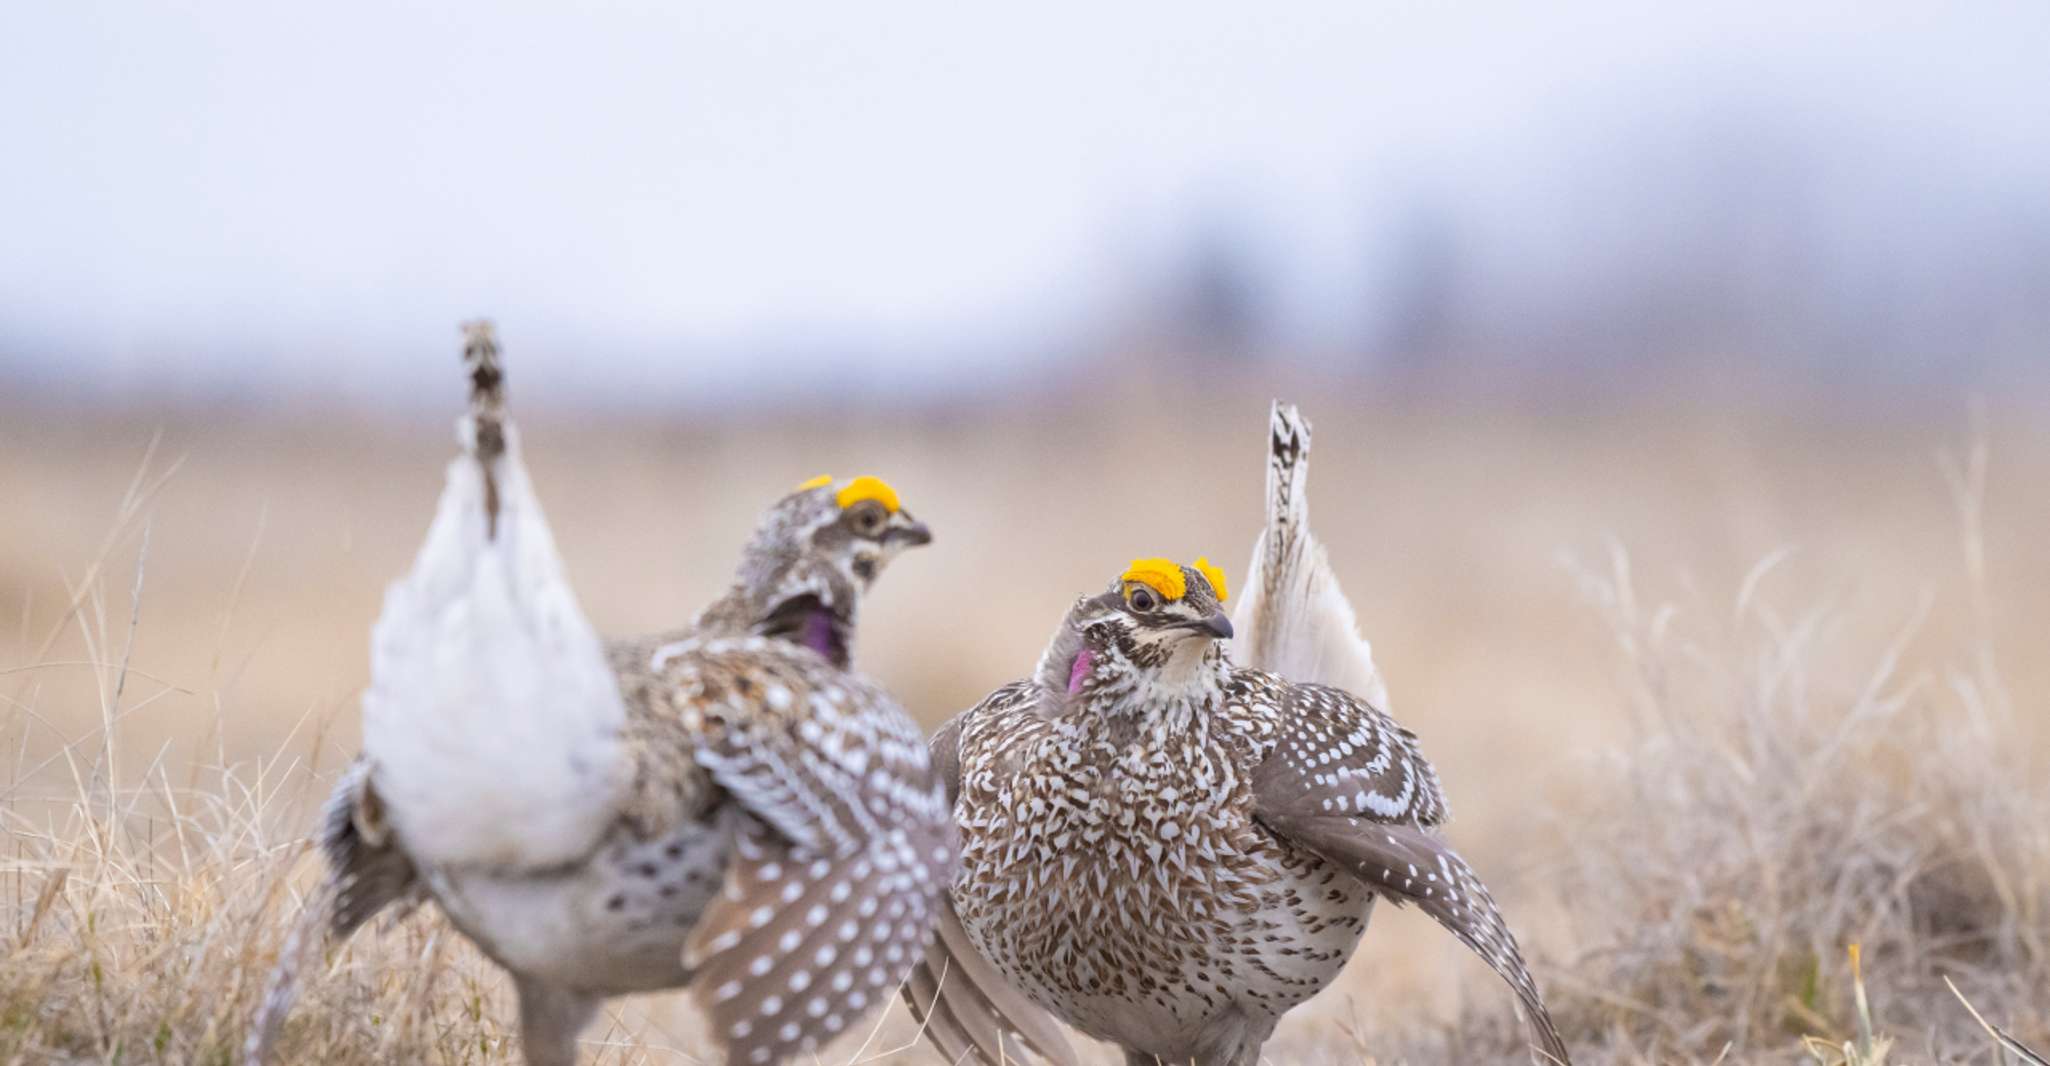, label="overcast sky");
[3,2,2046,407]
